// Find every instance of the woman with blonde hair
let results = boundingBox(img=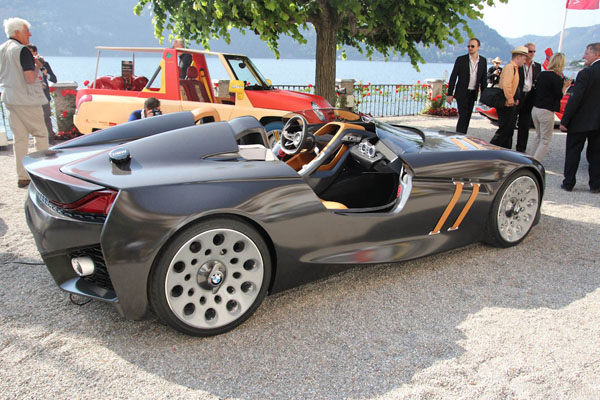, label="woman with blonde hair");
[530,53,572,160]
